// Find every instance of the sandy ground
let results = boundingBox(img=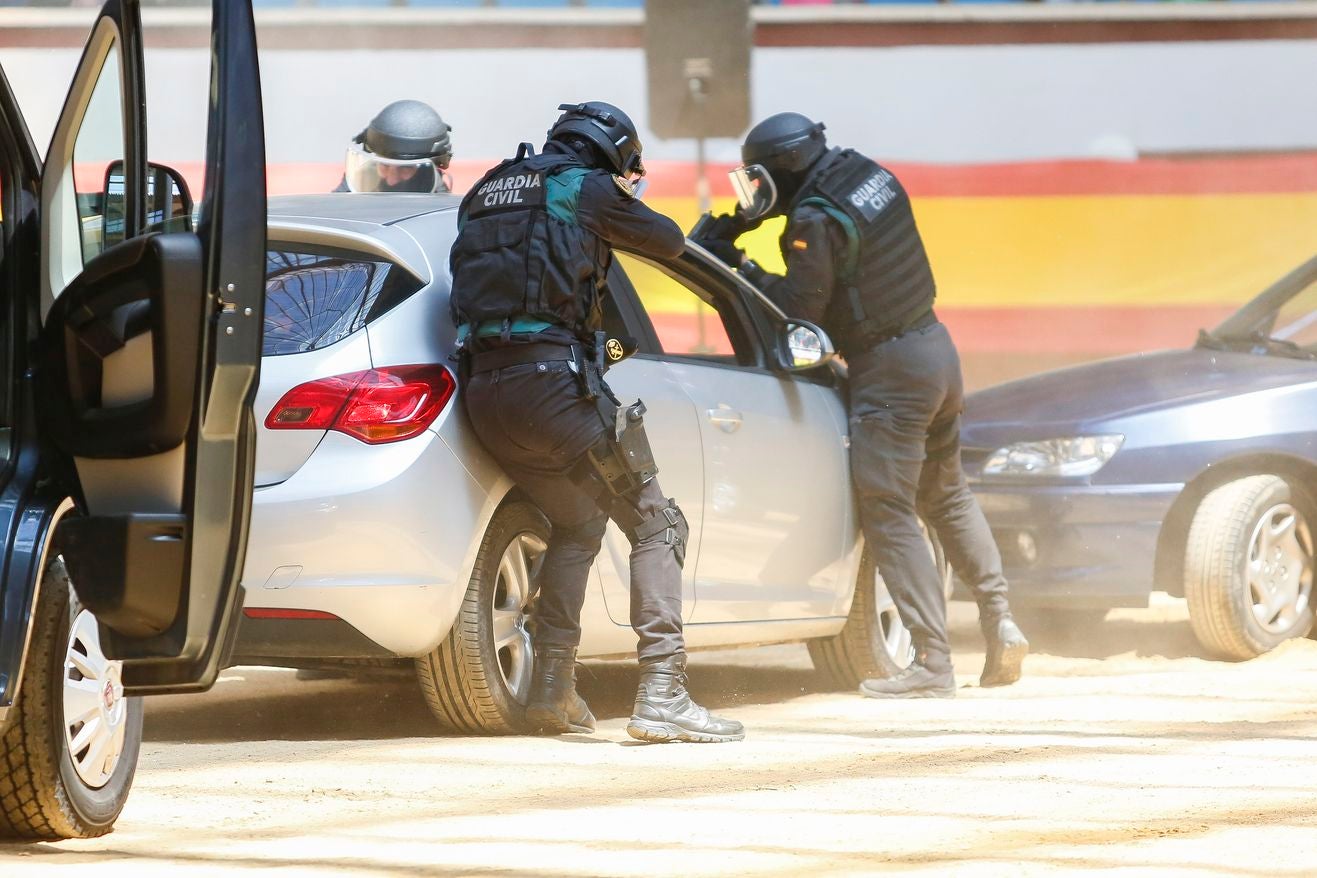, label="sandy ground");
[4,598,1317,877]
